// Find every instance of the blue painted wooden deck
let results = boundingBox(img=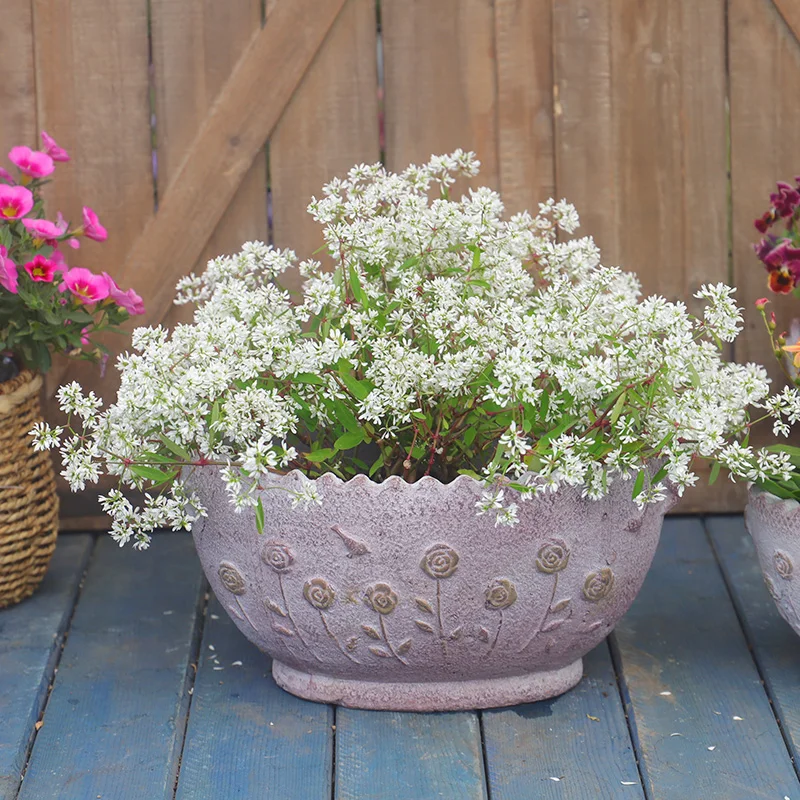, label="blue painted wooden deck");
[2,516,799,800]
